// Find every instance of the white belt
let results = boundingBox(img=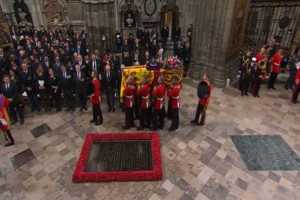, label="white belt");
[125,95,133,99]
[141,95,149,100]
[172,96,180,100]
